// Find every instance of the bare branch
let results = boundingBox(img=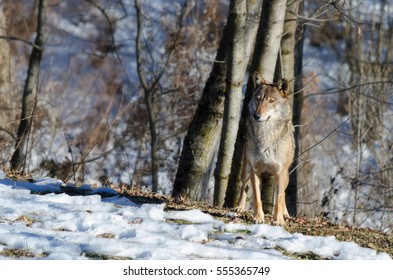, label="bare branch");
[305,80,393,105]
[0,127,15,139]
[0,35,43,51]
[134,0,150,91]
[297,117,351,160]
[150,1,189,90]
